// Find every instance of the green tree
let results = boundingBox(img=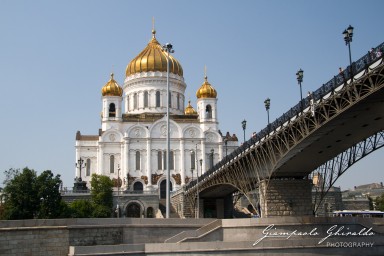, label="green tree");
[36,170,63,218]
[90,174,113,217]
[3,168,39,219]
[375,193,384,211]
[2,168,65,220]
[69,199,94,218]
